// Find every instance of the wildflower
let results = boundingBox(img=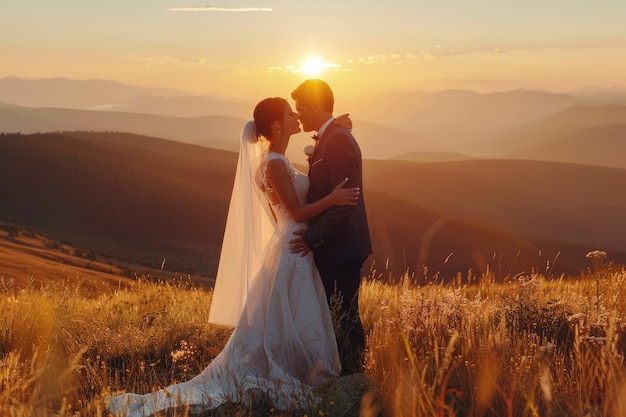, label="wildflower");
[586,250,607,261]
[567,313,585,322]
[539,343,556,353]
[586,336,607,345]
[586,250,607,270]
[539,367,552,402]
